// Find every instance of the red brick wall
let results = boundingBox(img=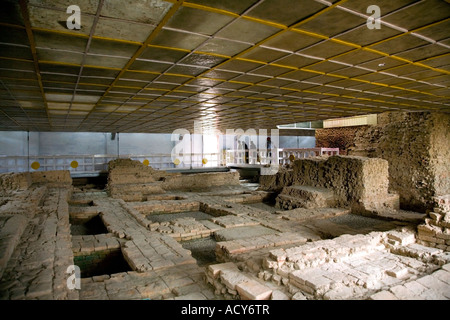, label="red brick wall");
[315,127,362,155]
